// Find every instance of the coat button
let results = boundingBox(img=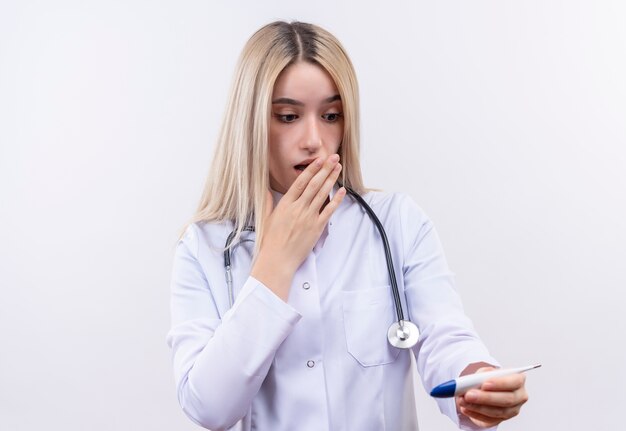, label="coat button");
[306,360,315,368]
[302,282,310,290]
